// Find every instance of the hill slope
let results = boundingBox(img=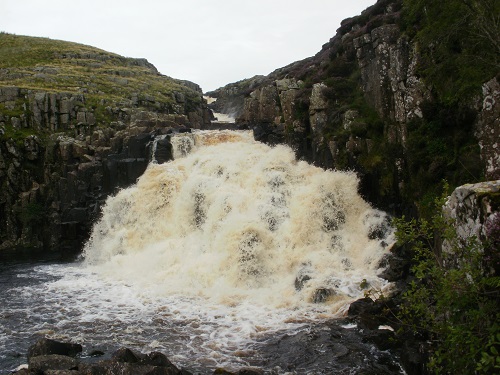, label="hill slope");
[0,32,208,139]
